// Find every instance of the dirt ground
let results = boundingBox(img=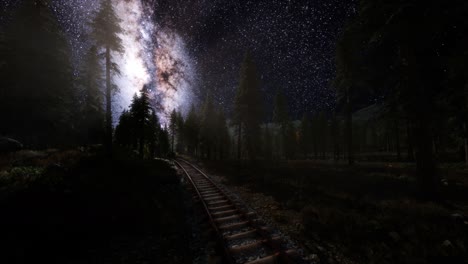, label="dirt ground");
[194,158,468,264]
